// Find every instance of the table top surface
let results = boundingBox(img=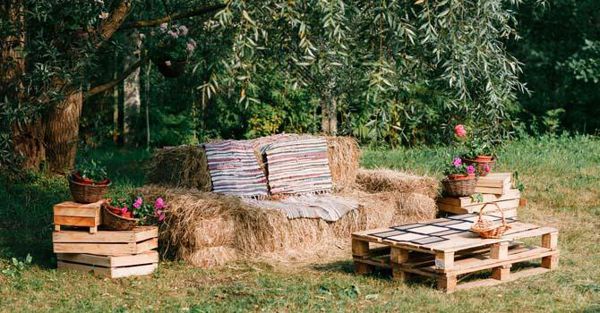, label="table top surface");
[352,214,558,253]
